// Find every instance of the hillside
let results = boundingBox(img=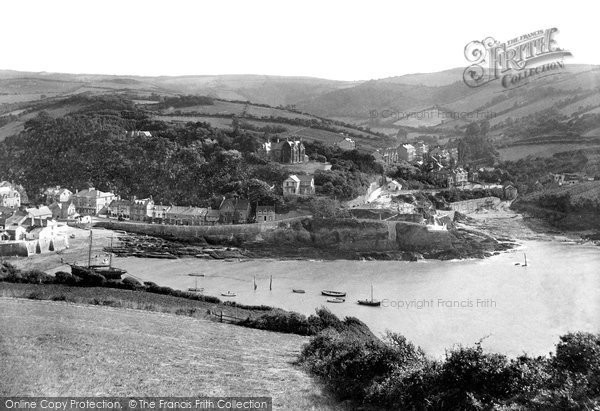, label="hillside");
[0,298,339,409]
[3,65,600,157]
